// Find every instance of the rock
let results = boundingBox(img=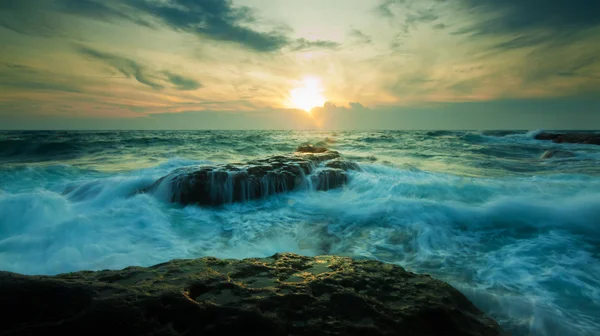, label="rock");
[540,149,576,159]
[296,144,329,153]
[0,253,502,336]
[535,132,600,145]
[144,149,358,206]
